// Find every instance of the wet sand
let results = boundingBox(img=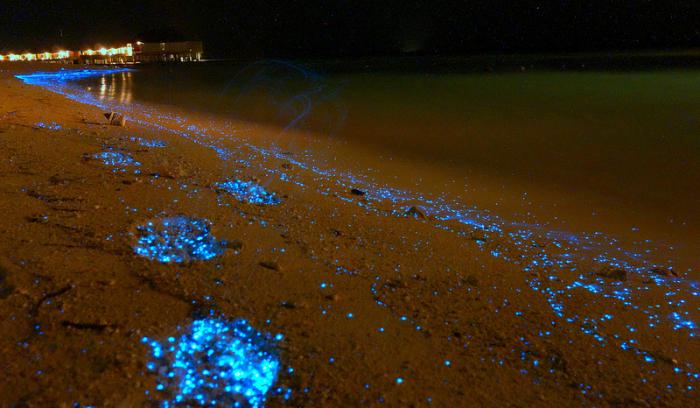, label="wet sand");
[0,63,699,407]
